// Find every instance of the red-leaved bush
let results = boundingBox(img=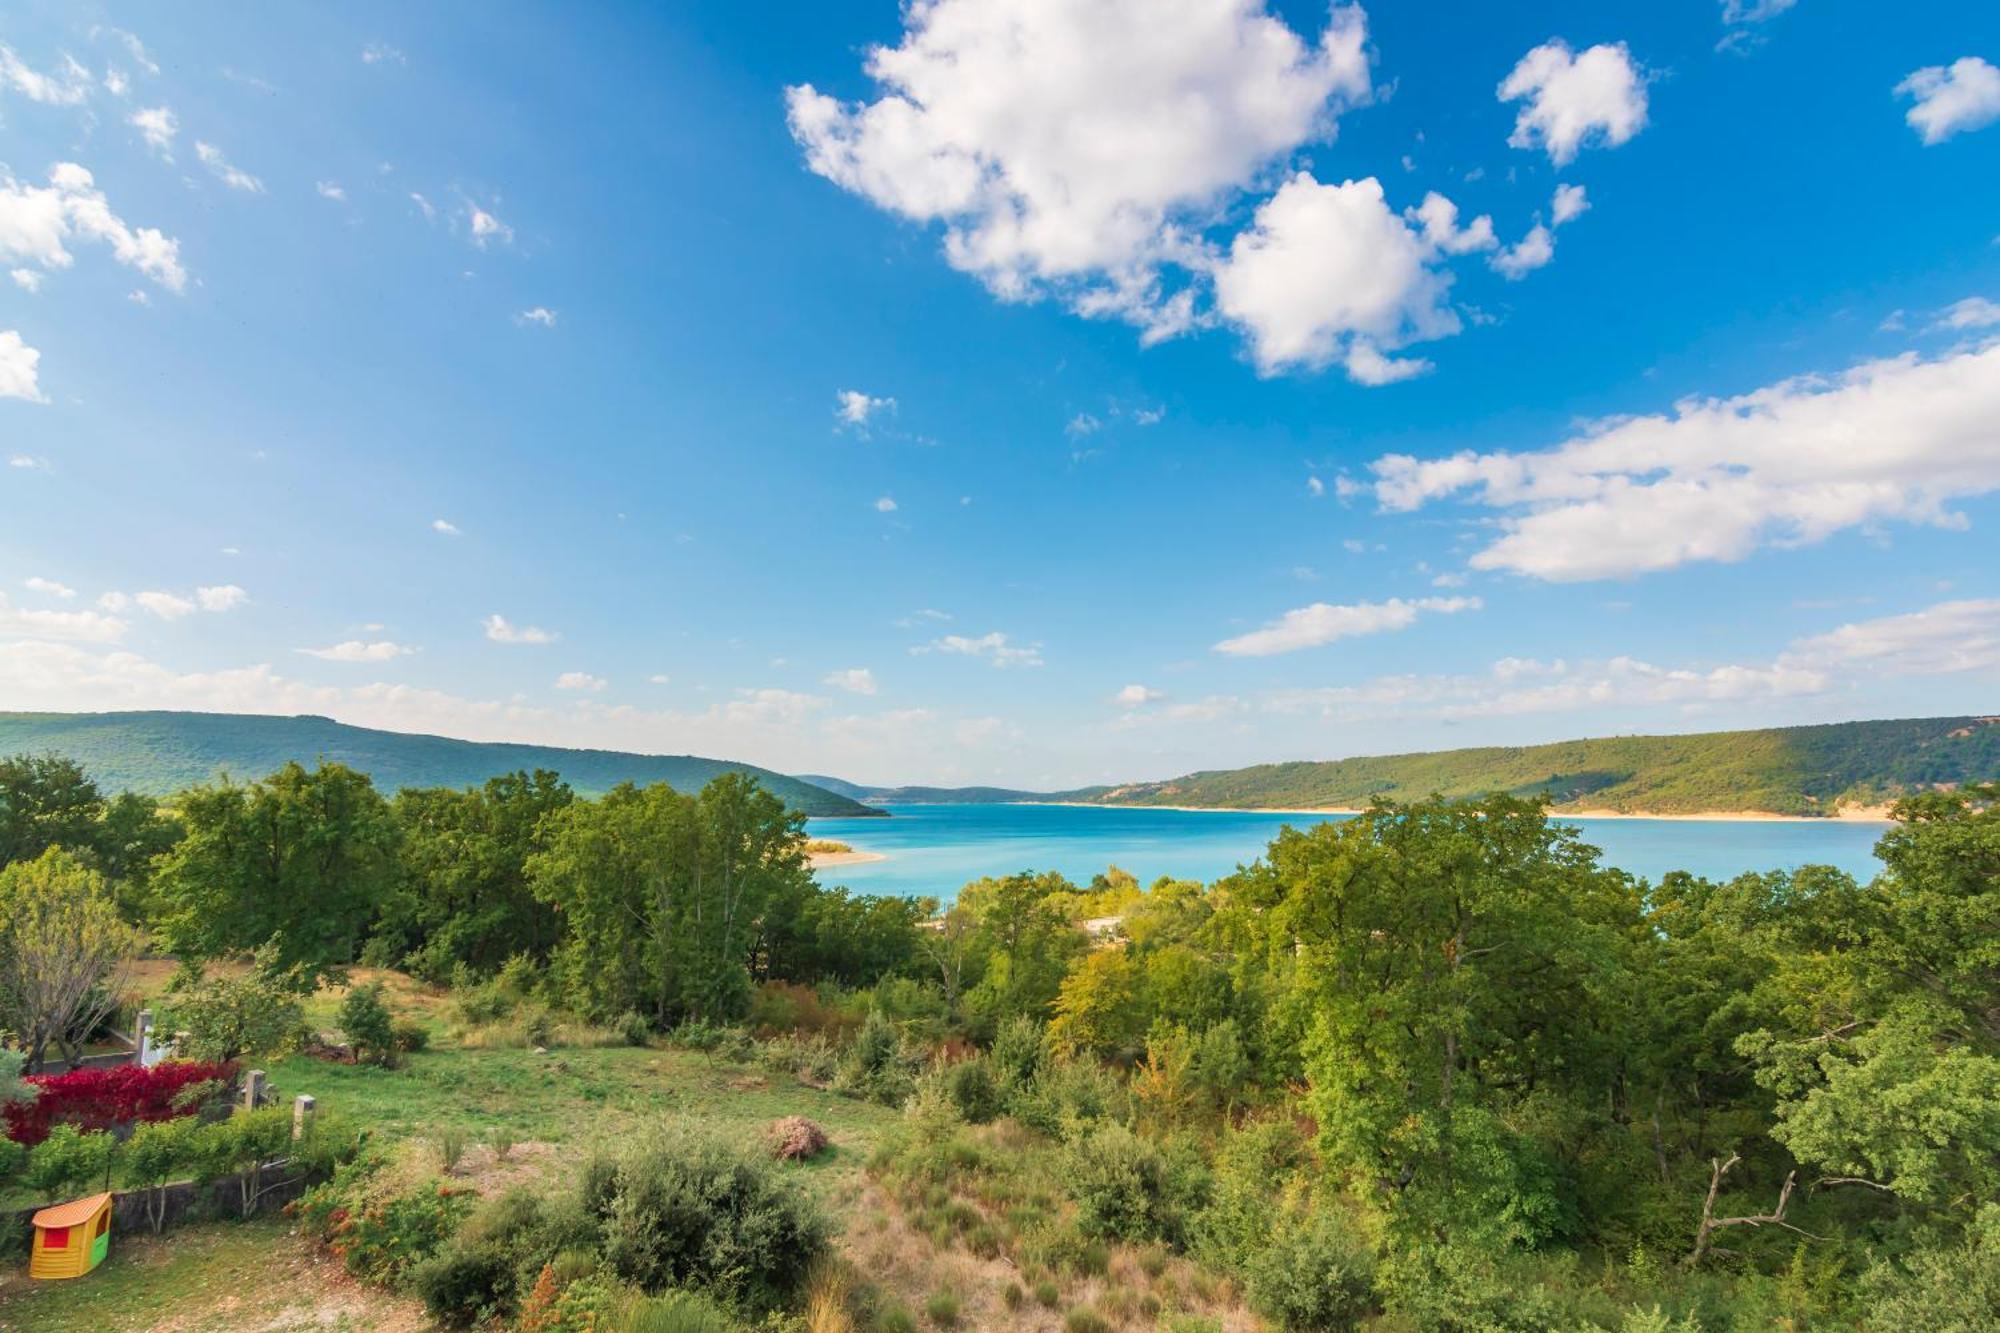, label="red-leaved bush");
[3,1060,237,1145]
